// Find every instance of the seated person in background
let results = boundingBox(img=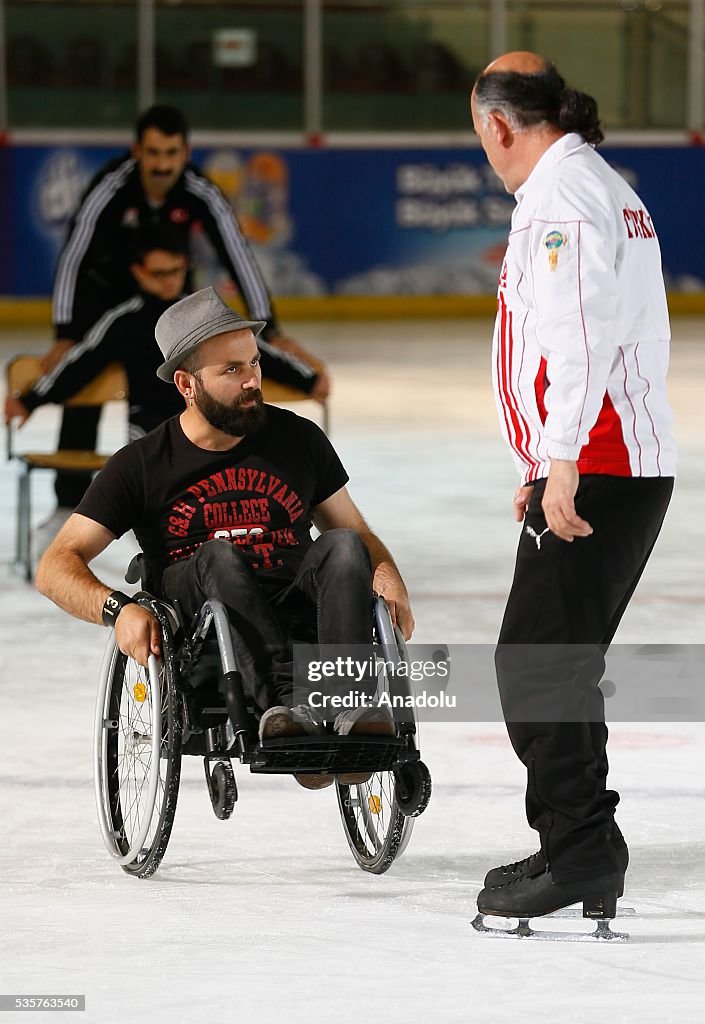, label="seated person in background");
[5,226,324,450]
[35,288,414,791]
[43,103,331,539]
